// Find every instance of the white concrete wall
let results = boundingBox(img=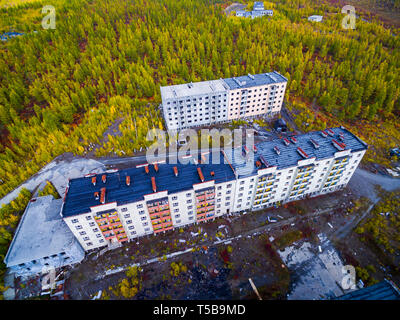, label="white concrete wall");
[64,211,108,251]
[163,90,229,130]
[232,176,256,212]
[227,81,286,120]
